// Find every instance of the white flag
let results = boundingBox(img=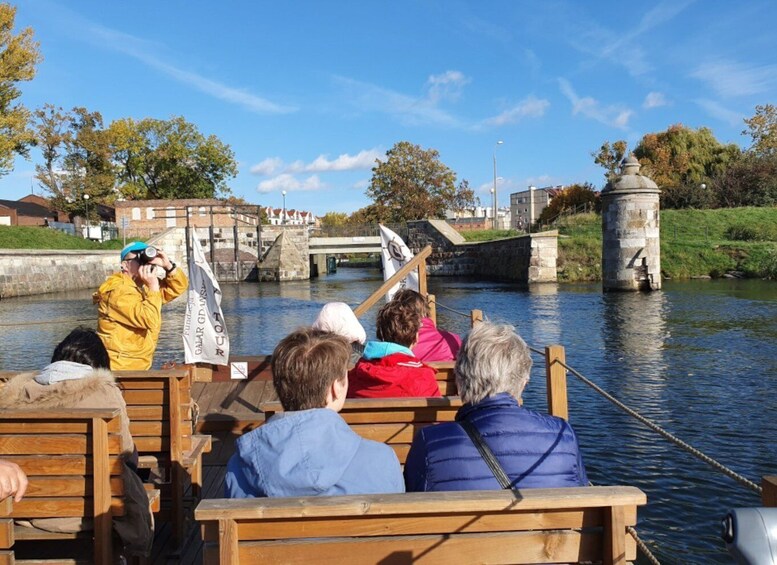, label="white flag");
[379,224,419,301]
[183,234,229,365]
